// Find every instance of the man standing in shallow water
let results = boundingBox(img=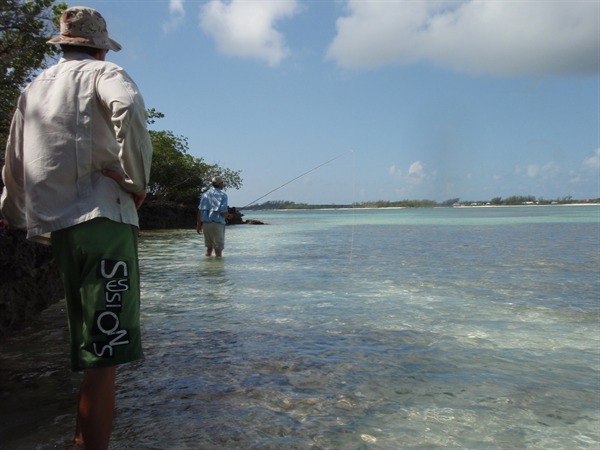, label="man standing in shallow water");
[197,176,232,257]
[0,6,152,449]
